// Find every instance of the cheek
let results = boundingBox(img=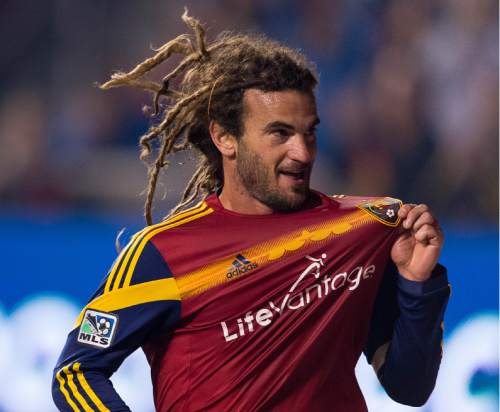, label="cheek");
[260,153,282,175]
[309,140,317,161]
